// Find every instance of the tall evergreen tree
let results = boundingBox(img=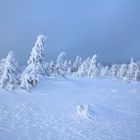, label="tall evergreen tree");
[126,58,138,81]
[20,34,47,90]
[117,64,128,79]
[0,51,19,90]
[72,56,82,73]
[76,57,91,77]
[53,52,66,77]
[87,55,98,77]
